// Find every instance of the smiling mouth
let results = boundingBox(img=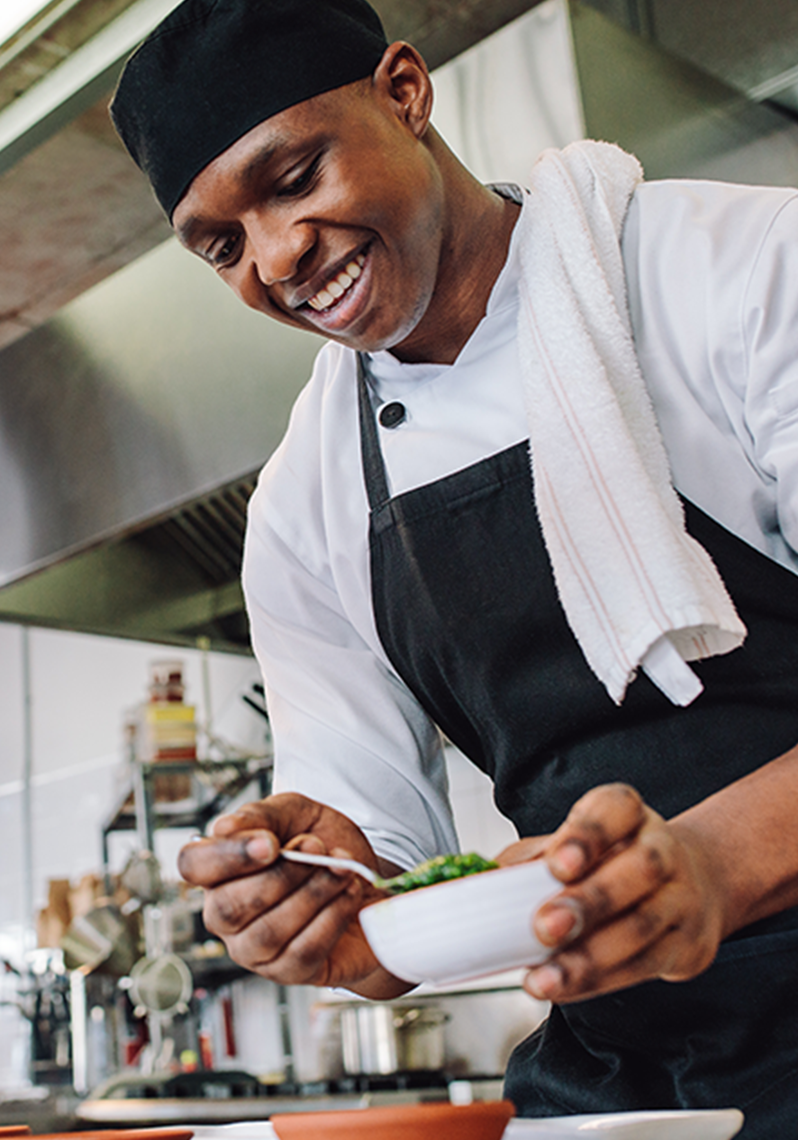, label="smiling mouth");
[306,253,366,312]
